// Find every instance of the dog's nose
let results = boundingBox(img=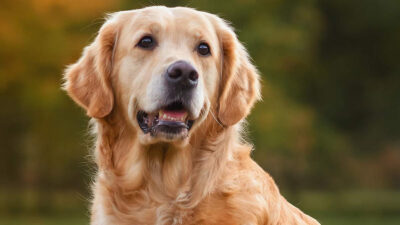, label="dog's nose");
[166,60,198,89]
